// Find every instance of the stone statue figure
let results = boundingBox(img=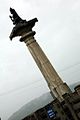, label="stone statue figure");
[9,7,38,40]
[9,8,26,25]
